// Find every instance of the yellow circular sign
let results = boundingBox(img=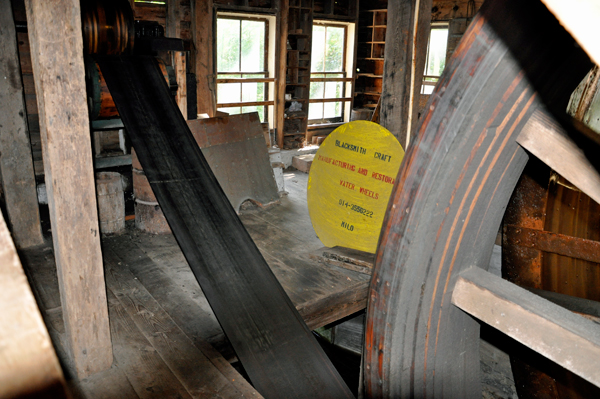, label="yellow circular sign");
[307,121,404,253]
